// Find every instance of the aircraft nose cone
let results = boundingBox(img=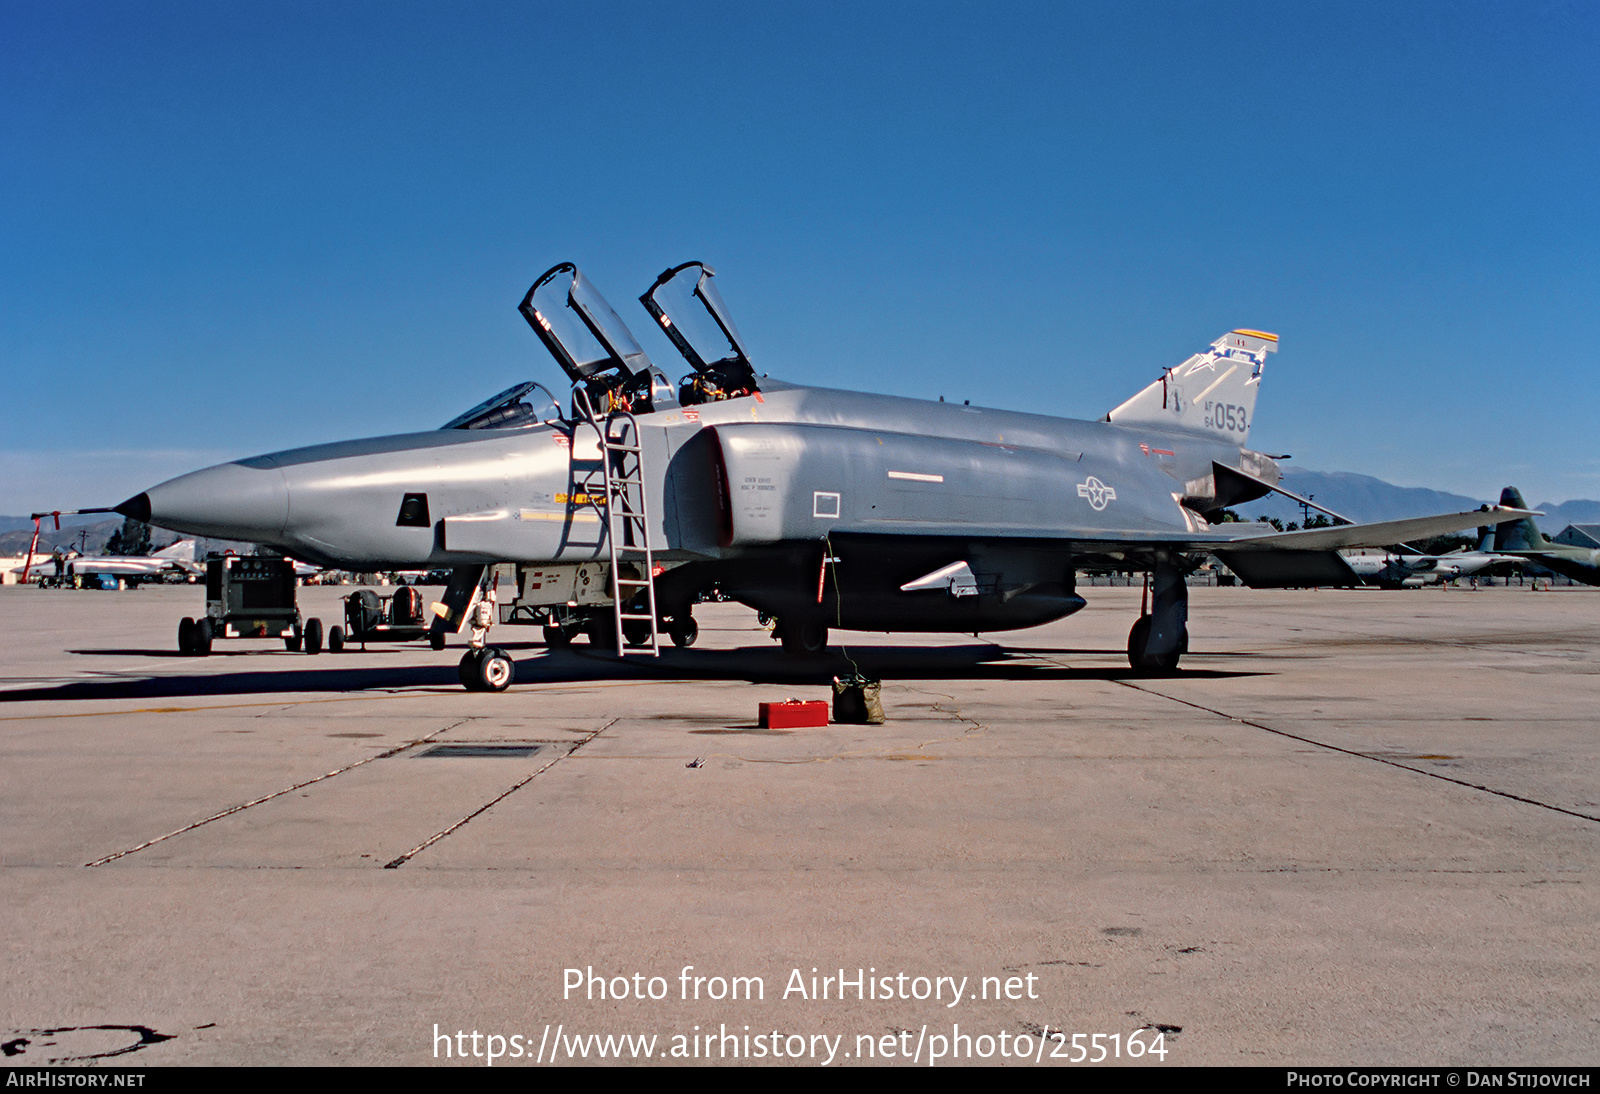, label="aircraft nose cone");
[132,461,290,541]
[113,492,151,523]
